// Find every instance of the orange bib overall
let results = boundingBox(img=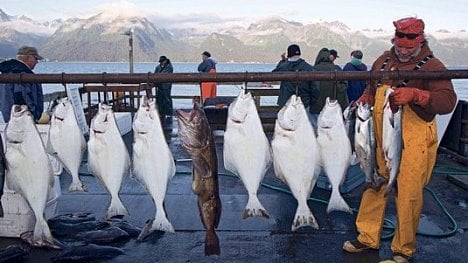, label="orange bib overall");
[200,68,217,102]
[355,85,438,256]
